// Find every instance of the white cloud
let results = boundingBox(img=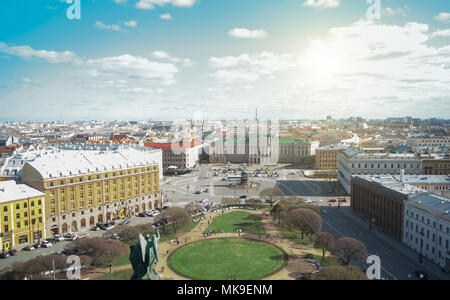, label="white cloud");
[114,0,127,3]
[124,20,138,28]
[95,21,123,31]
[431,29,450,38]
[136,0,196,10]
[209,52,297,82]
[302,0,340,9]
[85,54,179,83]
[0,43,77,63]
[152,50,193,66]
[382,6,409,17]
[434,12,450,23]
[228,28,267,39]
[160,13,173,20]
